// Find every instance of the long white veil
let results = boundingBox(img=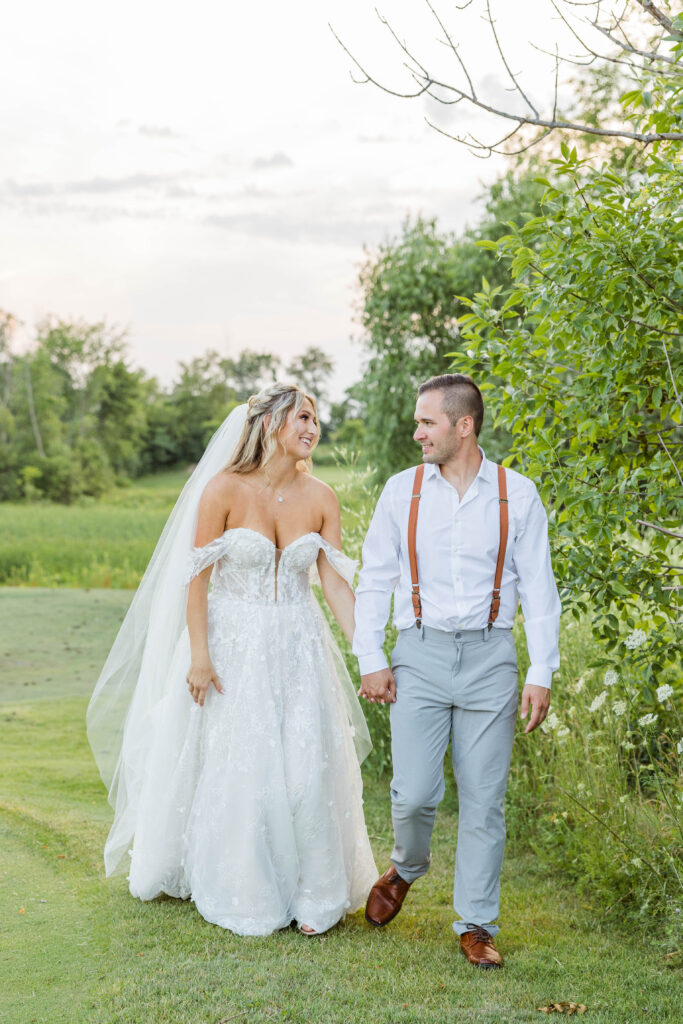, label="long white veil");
[87,405,249,872]
[87,401,371,876]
